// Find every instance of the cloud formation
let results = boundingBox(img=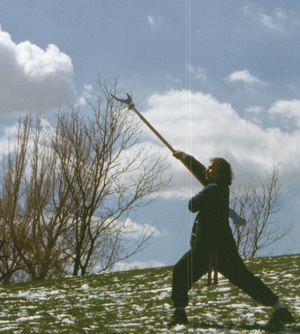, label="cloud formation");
[147,15,163,28]
[259,8,300,34]
[187,64,207,83]
[112,260,165,272]
[0,30,76,115]
[140,90,300,197]
[227,70,264,85]
[269,99,300,126]
[243,5,300,35]
[121,218,162,239]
